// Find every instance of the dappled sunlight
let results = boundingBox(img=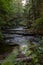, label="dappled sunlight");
[22,0,26,6]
